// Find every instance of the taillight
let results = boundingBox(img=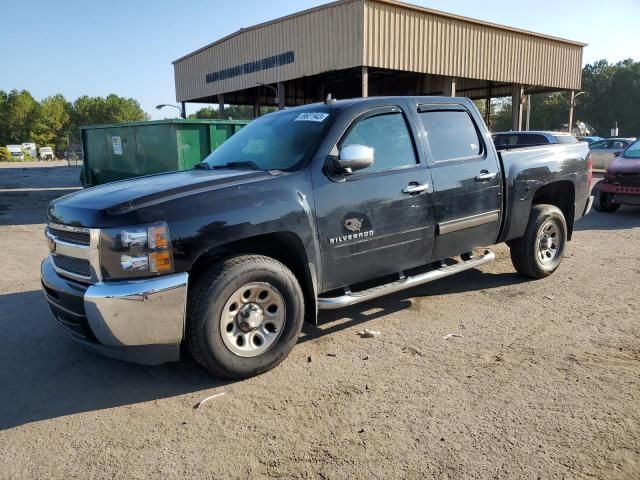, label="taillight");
[586,152,593,188]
